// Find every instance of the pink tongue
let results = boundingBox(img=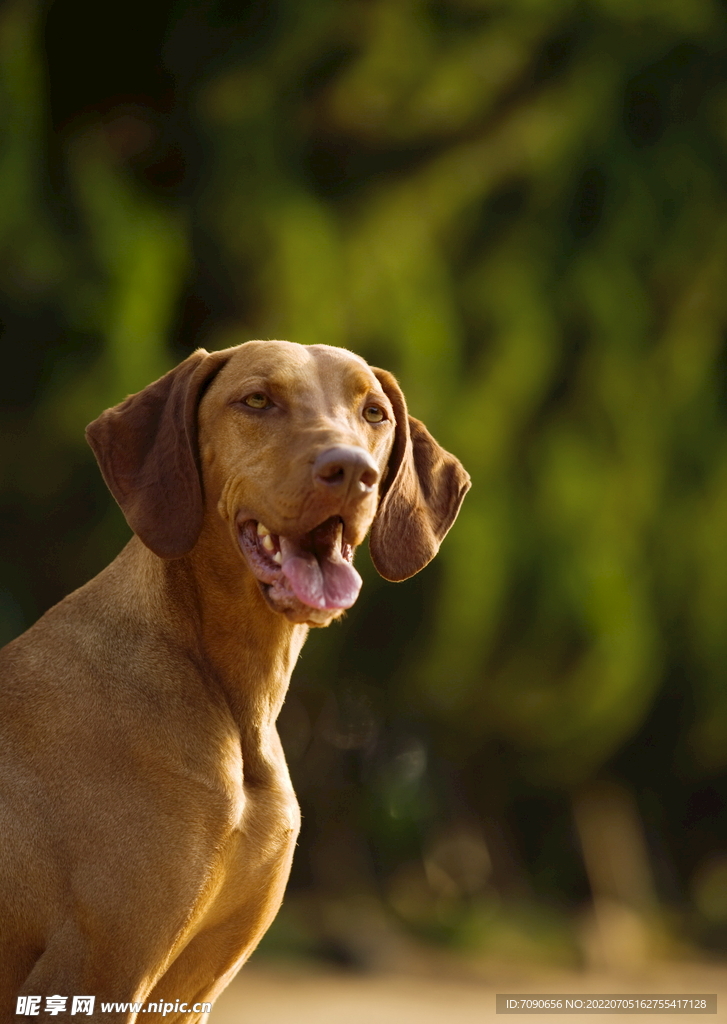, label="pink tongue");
[279,537,362,610]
